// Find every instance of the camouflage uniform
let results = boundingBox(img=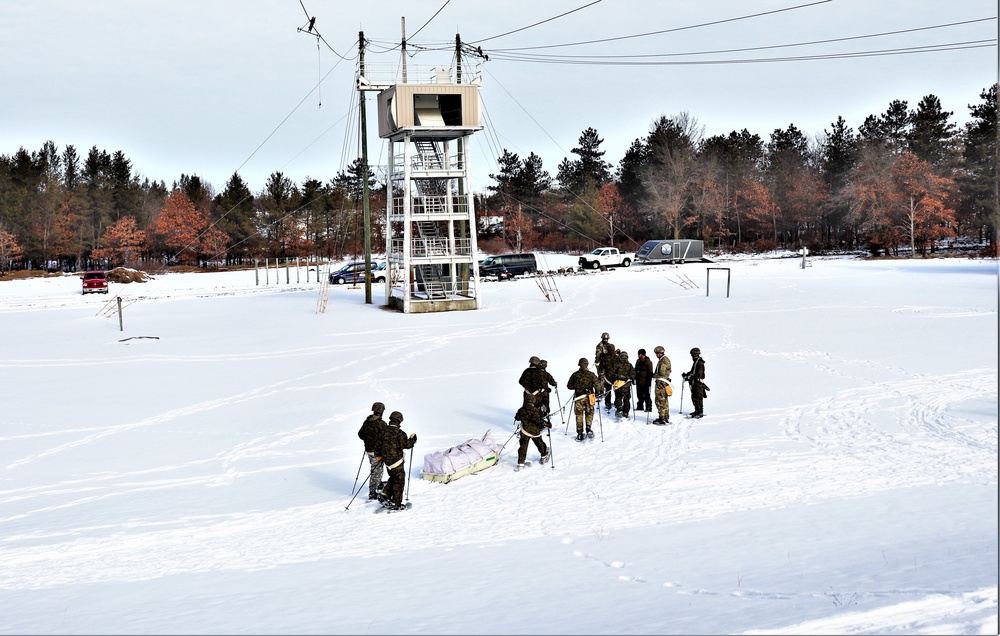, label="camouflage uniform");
[594,333,616,410]
[357,402,388,499]
[684,348,708,418]
[518,356,552,415]
[653,346,672,424]
[611,351,635,418]
[378,411,416,508]
[566,358,600,439]
[514,396,549,466]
